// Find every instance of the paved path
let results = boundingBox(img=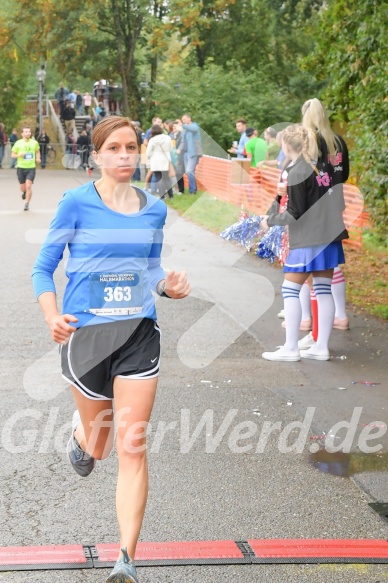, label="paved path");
[0,169,387,582]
